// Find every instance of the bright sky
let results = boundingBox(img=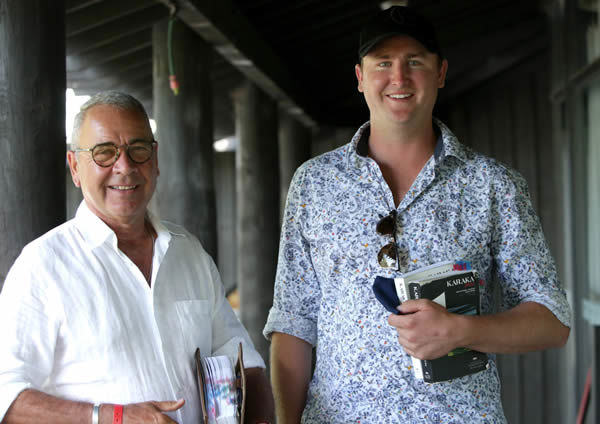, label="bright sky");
[65,89,157,144]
